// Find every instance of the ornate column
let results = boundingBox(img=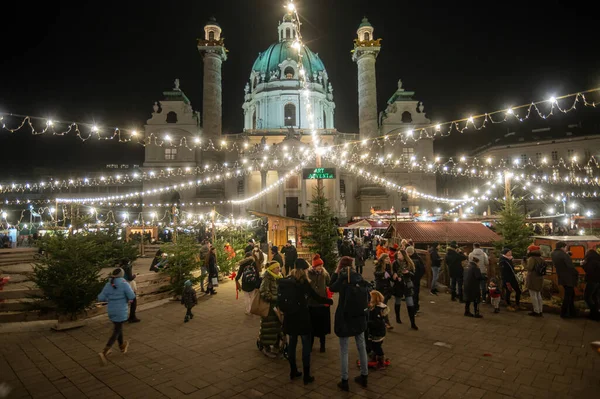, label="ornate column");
[277,170,285,217]
[300,178,307,217]
[334,171,341,217]
[260,170,267,212]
